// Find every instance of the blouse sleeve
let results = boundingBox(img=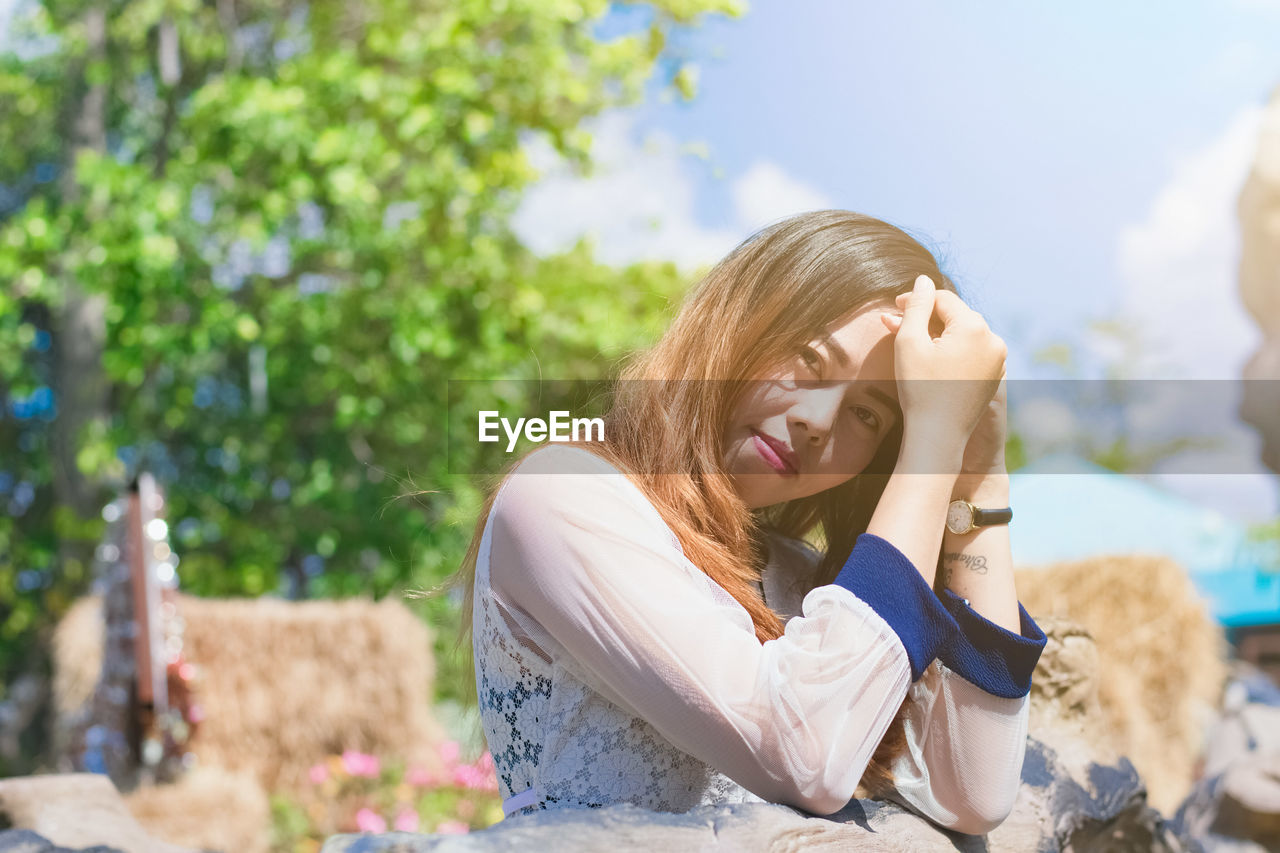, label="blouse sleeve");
[887,592,1045,834]
[887,661,1032,835]
[486,446,957,815]
[763,531,1046,835]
